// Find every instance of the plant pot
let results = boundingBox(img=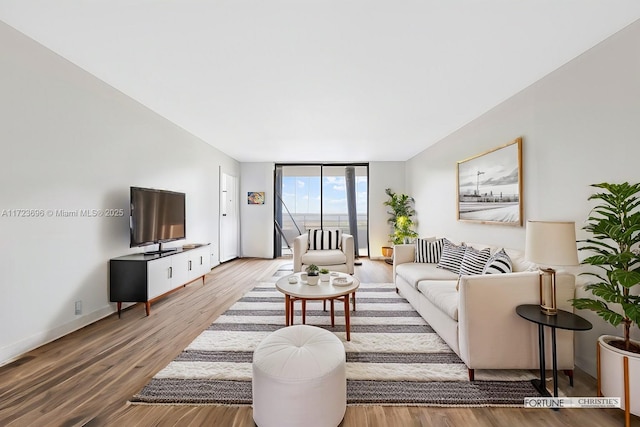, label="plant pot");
[307,275,319,285]
[319,273,330,282]
[381,246,393,258]
[598,335,640,420]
